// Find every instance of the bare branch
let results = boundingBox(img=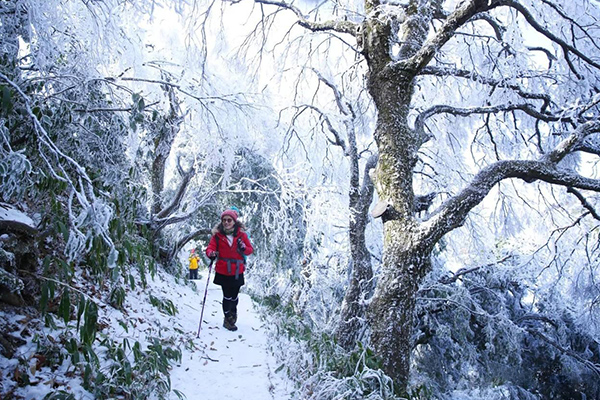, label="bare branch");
[469,12,506,41]
[169,228,212,260]
[309,67,351,117]
[291,104,348,152]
